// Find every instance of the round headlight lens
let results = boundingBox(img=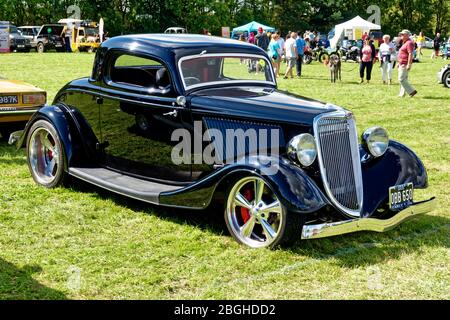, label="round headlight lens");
[288,133,317,167]
[362,127,389,157]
